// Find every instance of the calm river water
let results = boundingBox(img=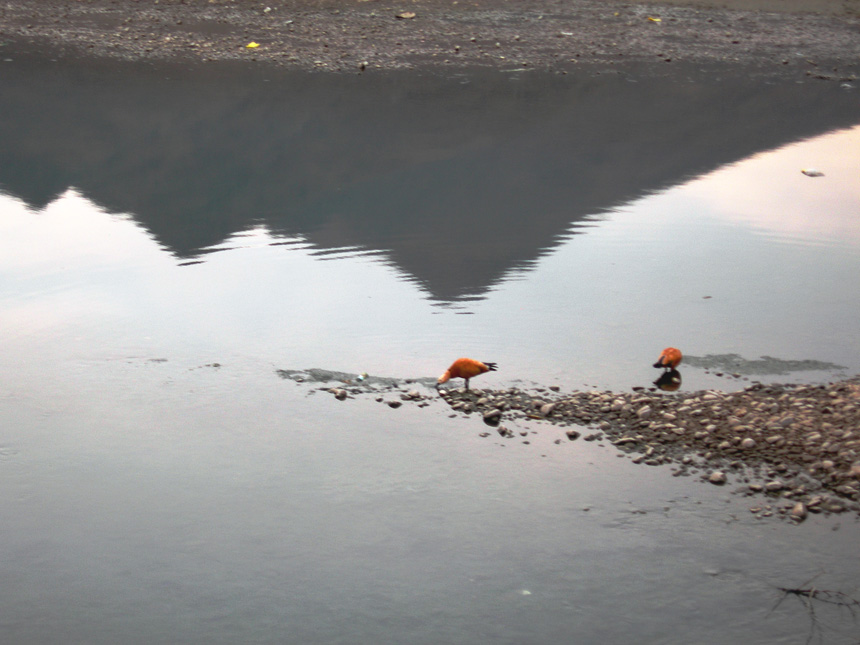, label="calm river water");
[1,54,859,644]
